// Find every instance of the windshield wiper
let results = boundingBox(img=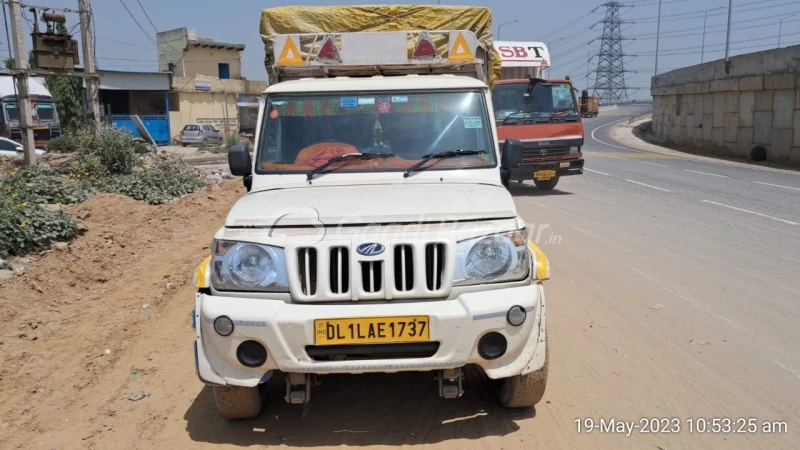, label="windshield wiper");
[306,152,395,181]
[403,149,488,178]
